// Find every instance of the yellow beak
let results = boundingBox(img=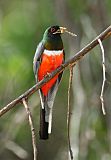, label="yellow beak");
[59,27,67,33]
